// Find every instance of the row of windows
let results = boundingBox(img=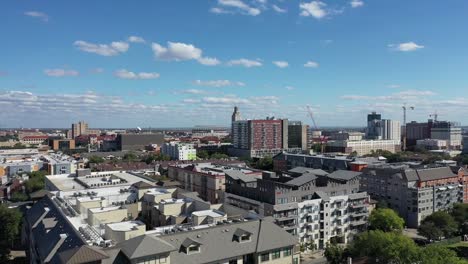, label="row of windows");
[260,247,293,262]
